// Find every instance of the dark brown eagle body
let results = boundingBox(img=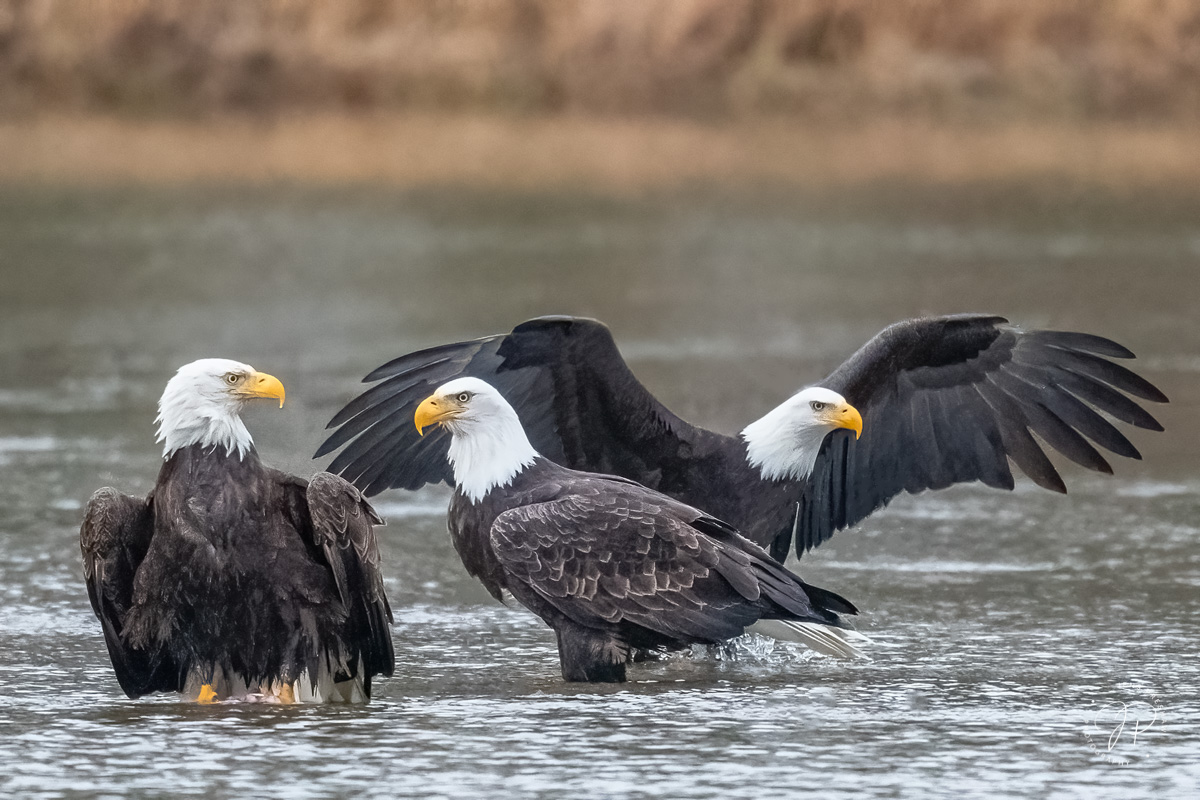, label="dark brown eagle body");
[447,456,857,682]
[82,443,394,701]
